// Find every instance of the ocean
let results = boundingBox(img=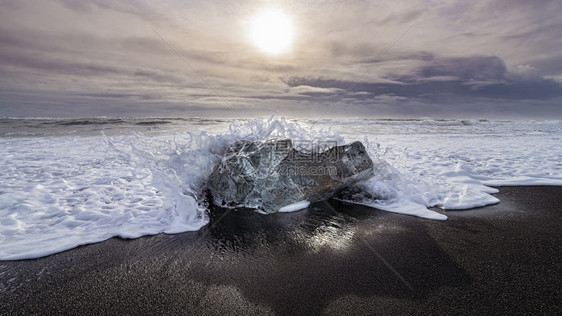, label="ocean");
[1,117,560,260]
